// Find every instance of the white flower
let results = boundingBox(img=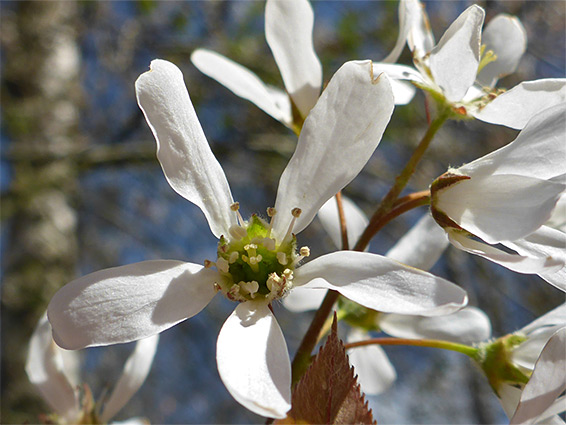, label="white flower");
[375,0,566,128]
[191,0,415,132]
[482,304,566,424]
[285,197,489,395]
[430,103,566,291]
[26,313,157,425]
[47,59,470,418]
